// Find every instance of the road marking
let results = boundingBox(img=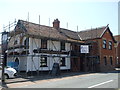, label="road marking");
[88,80,113,88]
